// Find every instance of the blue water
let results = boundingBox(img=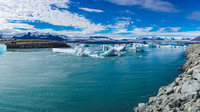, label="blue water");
[0,47,186,112]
